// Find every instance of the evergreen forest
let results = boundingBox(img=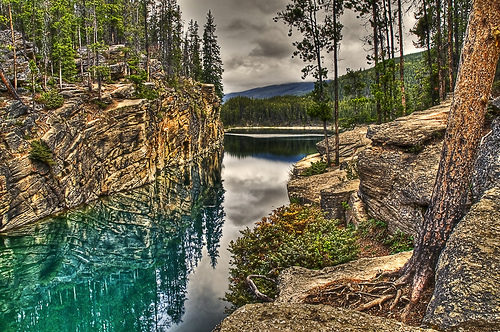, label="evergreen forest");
[222,0,500,129]
[0,0,224,99]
